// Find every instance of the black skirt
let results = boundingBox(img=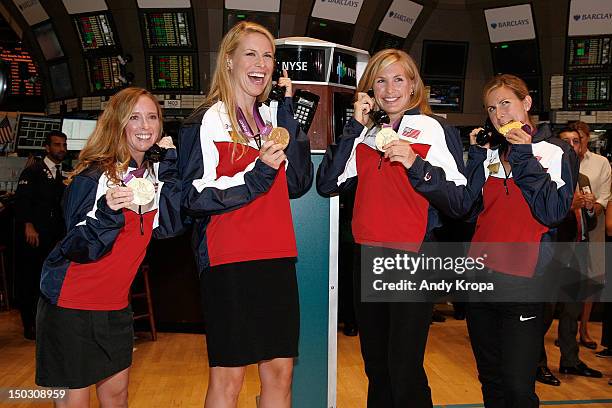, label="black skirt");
[35,298,134,389]
[201,258,300,367]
